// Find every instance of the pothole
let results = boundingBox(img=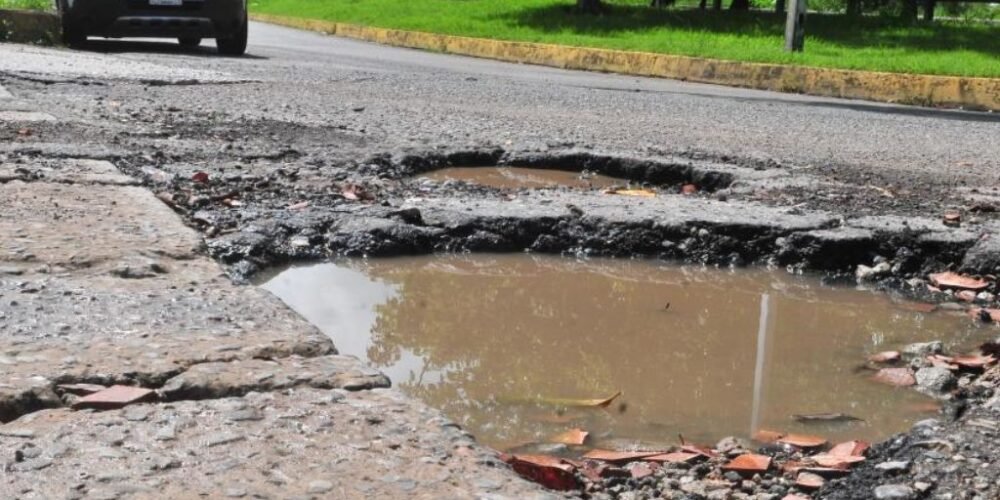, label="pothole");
[259,254,993,453]
[419,166,624,190]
